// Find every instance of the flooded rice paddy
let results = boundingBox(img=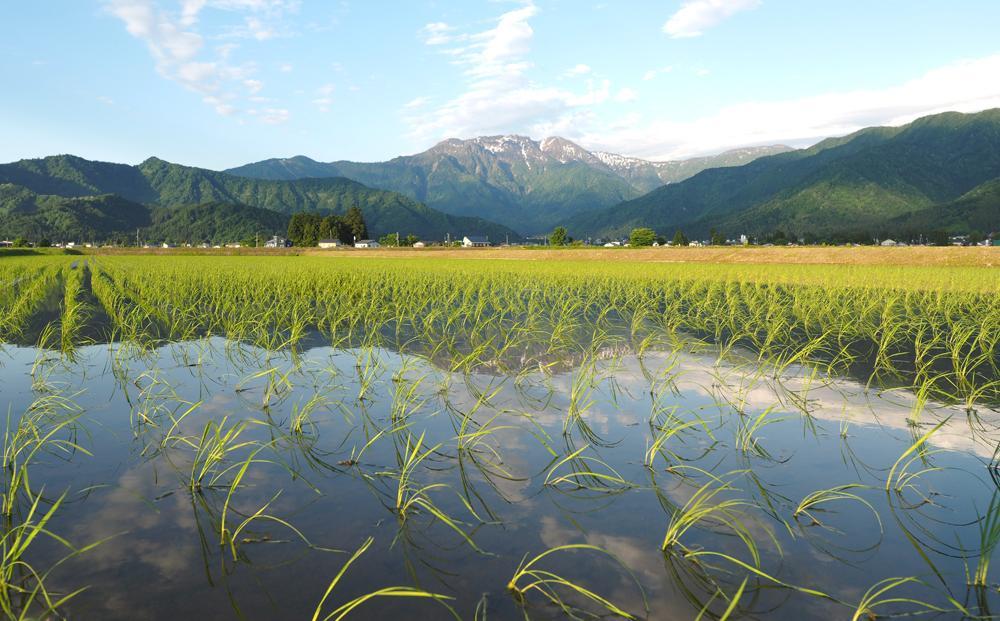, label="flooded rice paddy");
[0,255,998,620]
